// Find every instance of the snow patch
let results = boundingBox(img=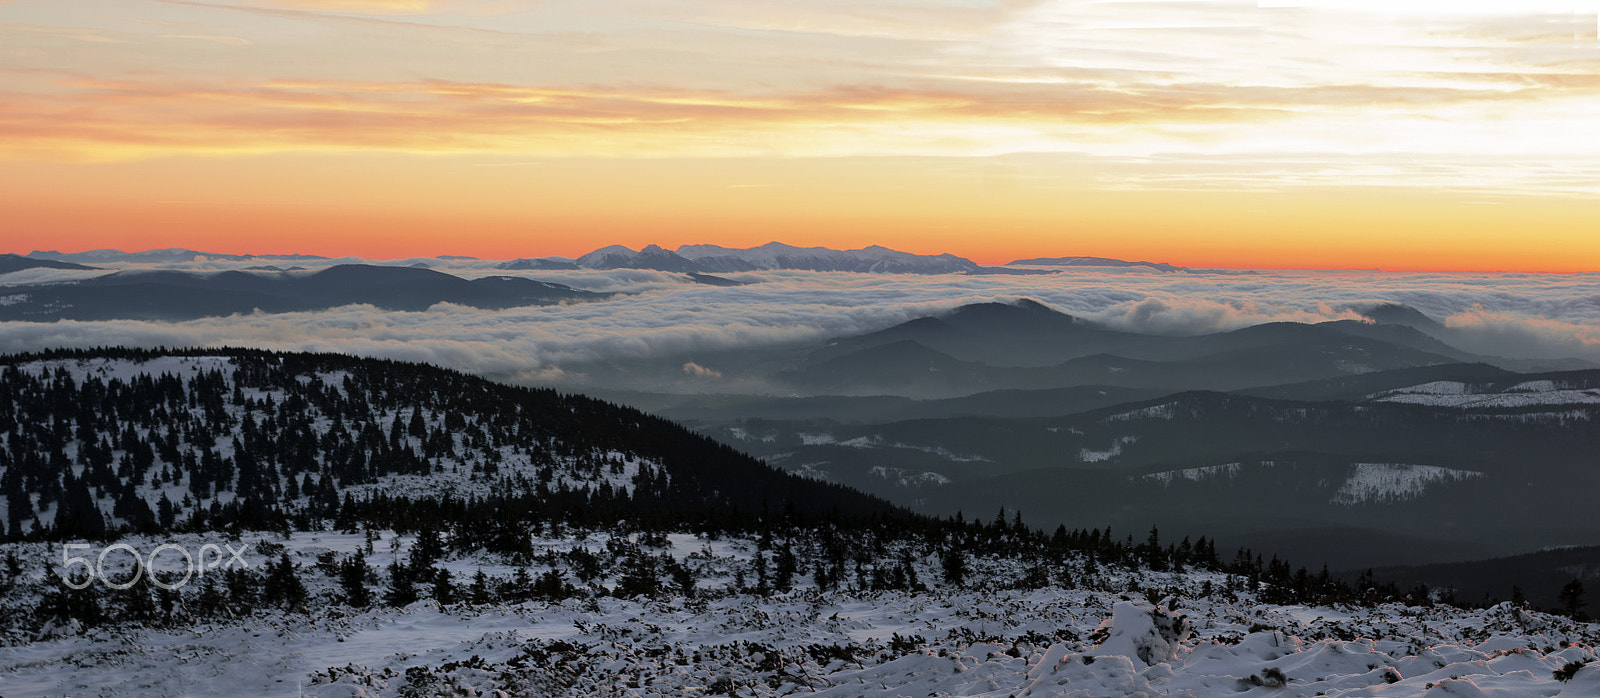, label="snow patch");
[867,465,952,487]
[1106,402,1177,422]
[1457,410,1591,424]
[1138,462,1245,486]
[1377,380,1473,396]
[1372,381,1600,409]
[16,355,236,384]
[1080,436,1137,463]
[799,433,988,462]
[792,462,832,480]
[1509,379,1561,392]
[1331,463,1486,505]
[726,426,776,443]
[838,435,883,448]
